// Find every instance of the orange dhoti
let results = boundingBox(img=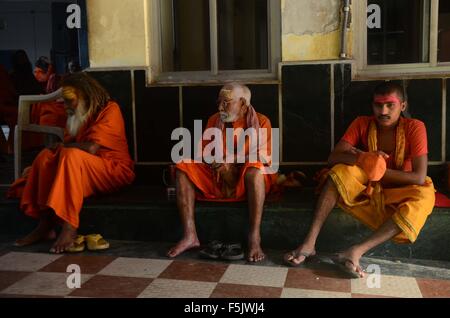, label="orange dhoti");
[8,101,135,228]
[13,147,133,228]
[329,164,435,243]
[176,161,274,202]
[176,111,276,202]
